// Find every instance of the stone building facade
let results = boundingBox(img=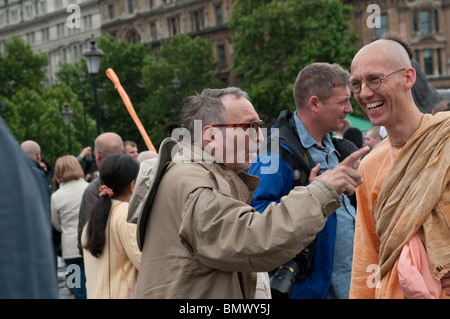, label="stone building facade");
[346,0,450,88]
[1,0,450,90]
[100,0,236,84]
[0,0,102,86]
